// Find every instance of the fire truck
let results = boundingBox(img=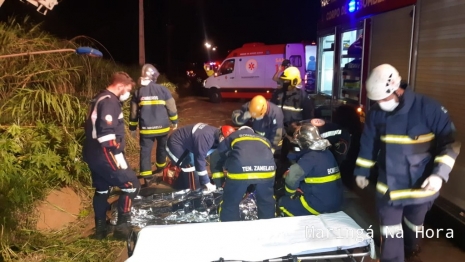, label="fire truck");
[0,0,59,15]
[203,42,317,103]
[316,0,465,244]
